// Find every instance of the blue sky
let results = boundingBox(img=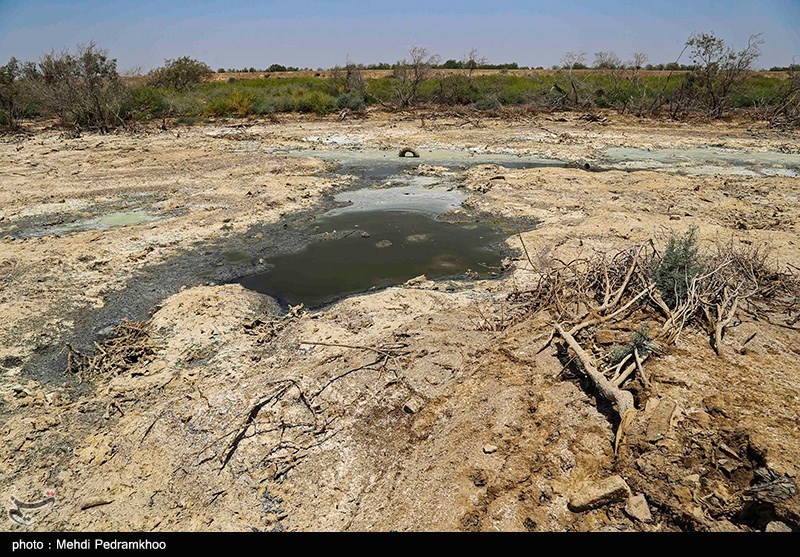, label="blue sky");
[1,0,798,71]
